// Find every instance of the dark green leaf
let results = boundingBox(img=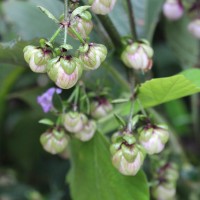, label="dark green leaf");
[52,92,63,112]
